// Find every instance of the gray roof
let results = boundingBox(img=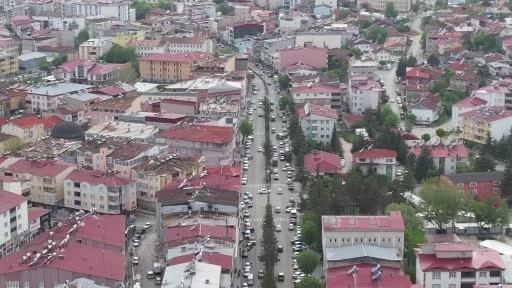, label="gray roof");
[325,245,402,262]
[18,52,46,61]
[162,261,221,288]
[53,278,110,288]
[446,171,505,184]
[28,83,93,96]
